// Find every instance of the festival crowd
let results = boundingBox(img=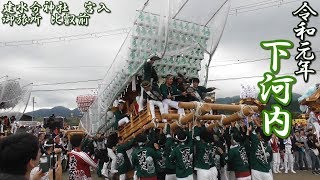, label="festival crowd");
[0,56,320,180]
